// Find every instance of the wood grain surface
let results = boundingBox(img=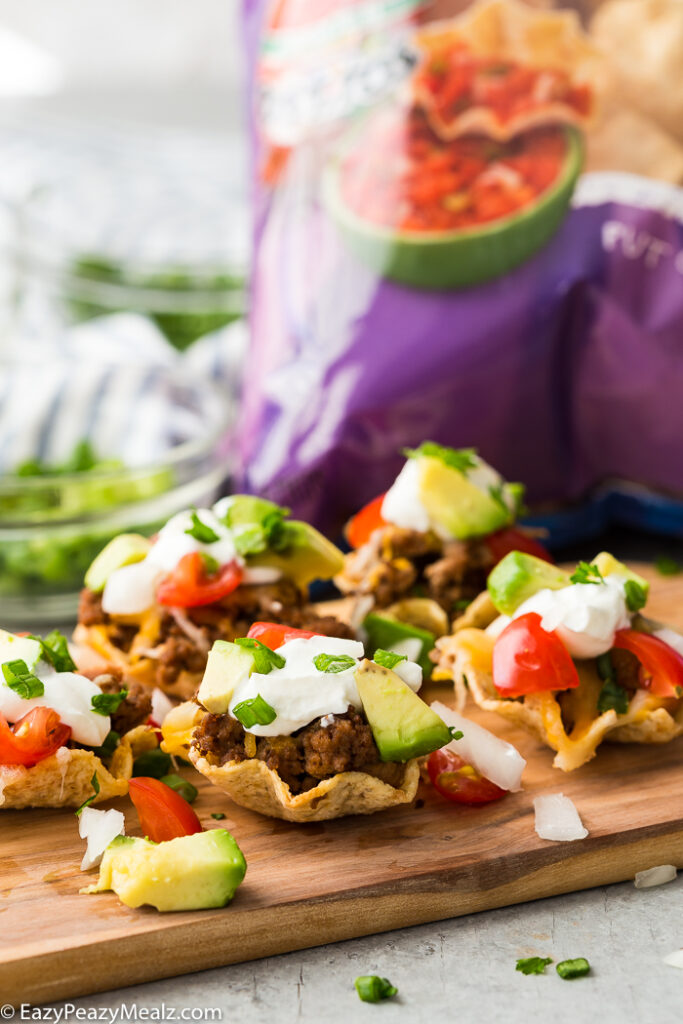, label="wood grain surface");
[1,566,682,1006]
